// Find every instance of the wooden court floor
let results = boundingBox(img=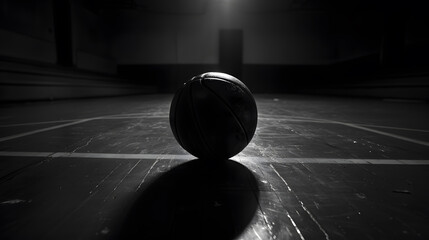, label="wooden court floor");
[0,94,428,239]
